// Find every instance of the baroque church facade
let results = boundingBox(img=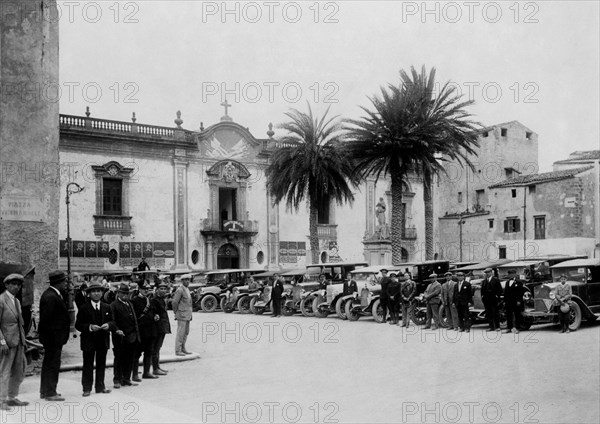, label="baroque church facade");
[57,107,426,273]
